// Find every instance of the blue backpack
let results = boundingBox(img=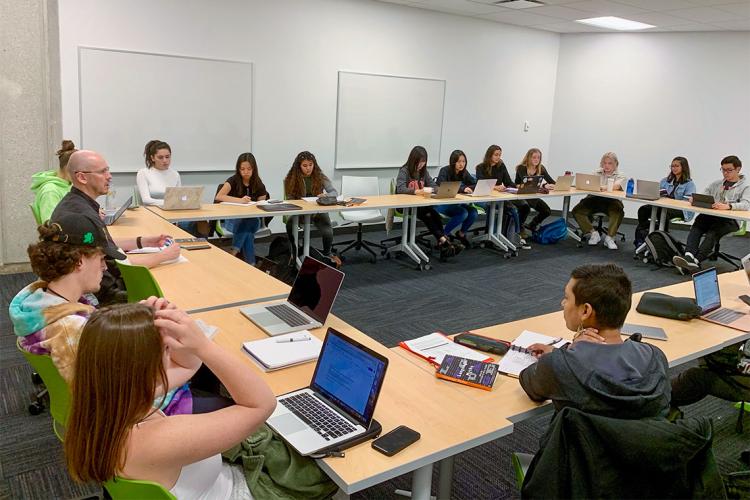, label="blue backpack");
[532,218,568,244]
